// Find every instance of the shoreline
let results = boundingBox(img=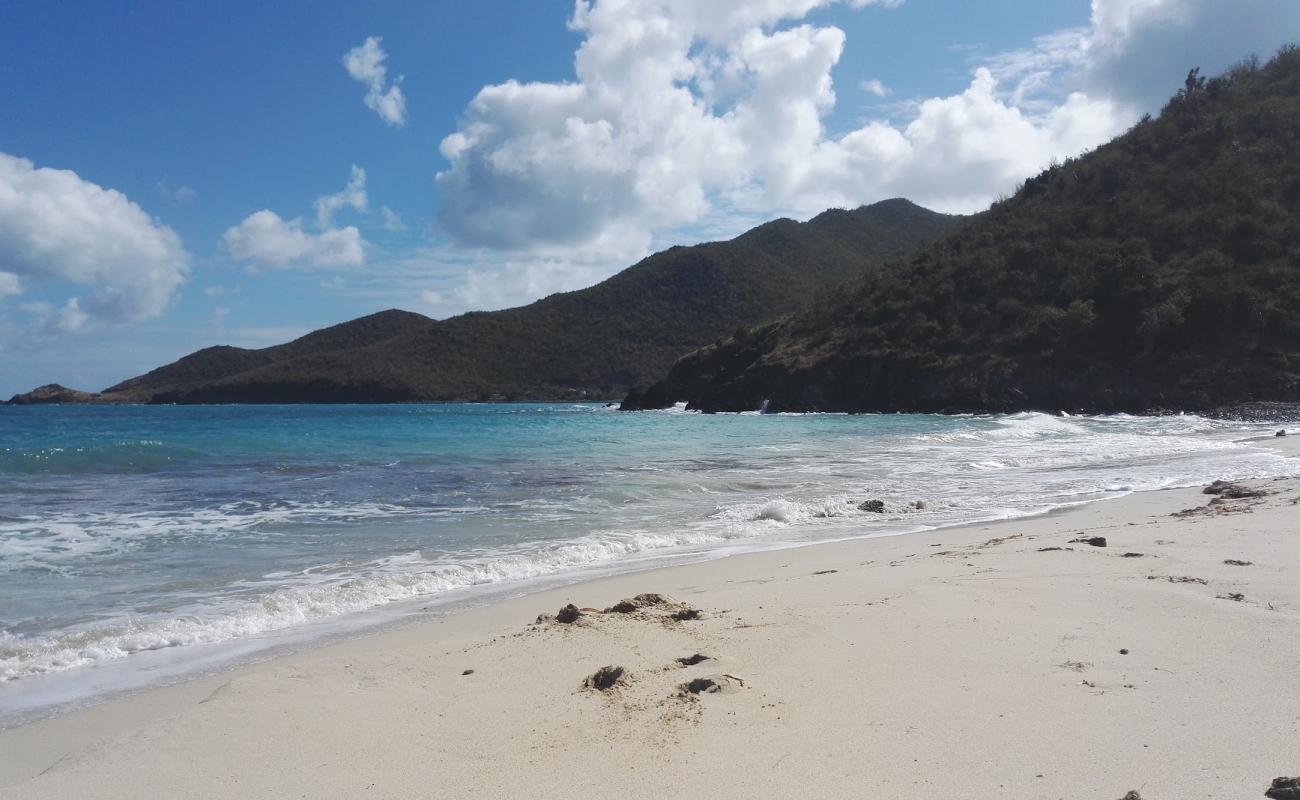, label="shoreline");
[2,435,1297,798]
[3,428,1288,727]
